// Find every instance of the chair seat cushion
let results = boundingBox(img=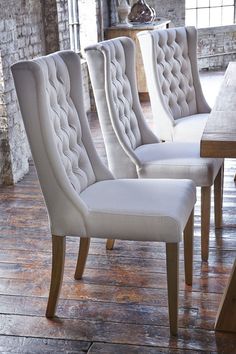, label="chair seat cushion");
[173,113,209,142]
[80,179,196,242]
[135,142,223,186]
